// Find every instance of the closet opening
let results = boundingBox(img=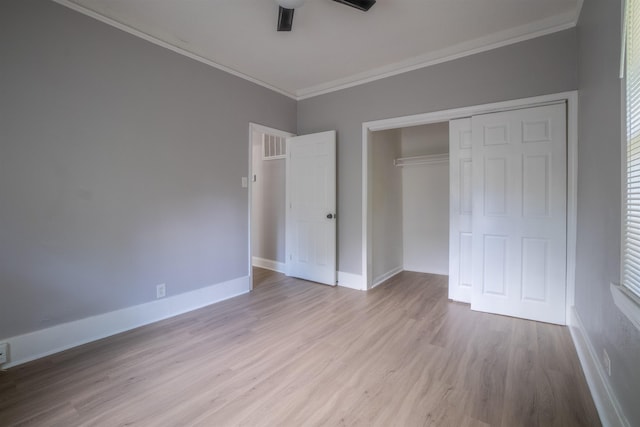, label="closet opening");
[368,123,450,288]
[361,92,578,325]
